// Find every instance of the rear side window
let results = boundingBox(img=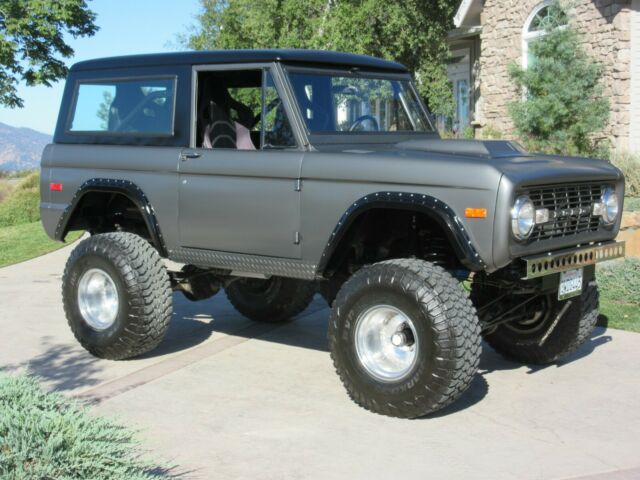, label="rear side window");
[67,77,176,135]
